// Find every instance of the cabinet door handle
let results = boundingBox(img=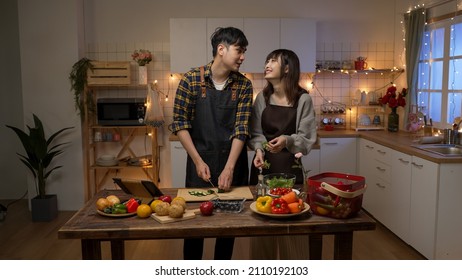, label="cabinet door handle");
[376,166,387,172]
[412,162,424,168]
[398,158,410,164]
[323,142,338,146]
[377,150,386,155]
[376,183,386,189]
[173,146,185,150]
[365,145,374,150]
